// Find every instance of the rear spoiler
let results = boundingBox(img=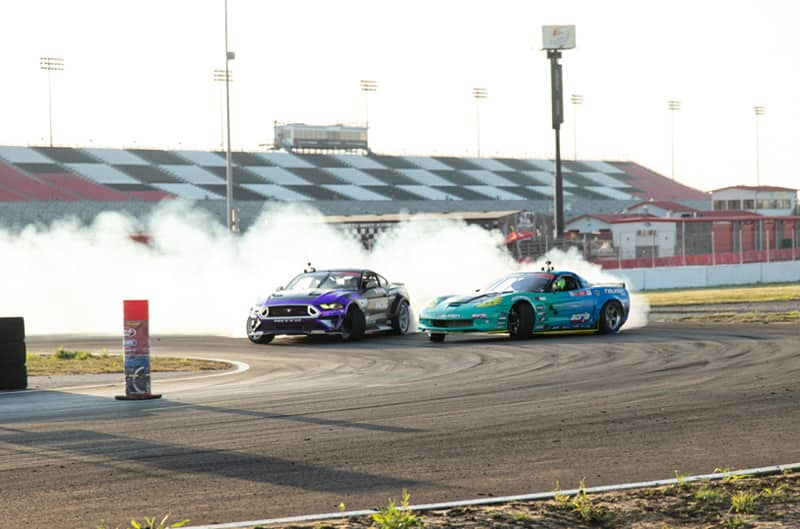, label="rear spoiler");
[594,282,626,289]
